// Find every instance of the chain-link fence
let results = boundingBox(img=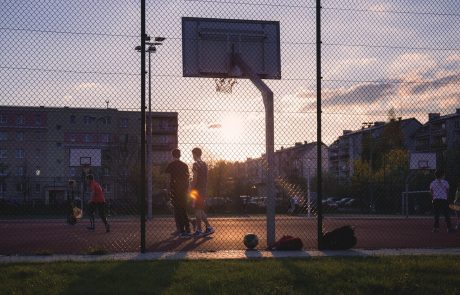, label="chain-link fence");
[1,0,459,255]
